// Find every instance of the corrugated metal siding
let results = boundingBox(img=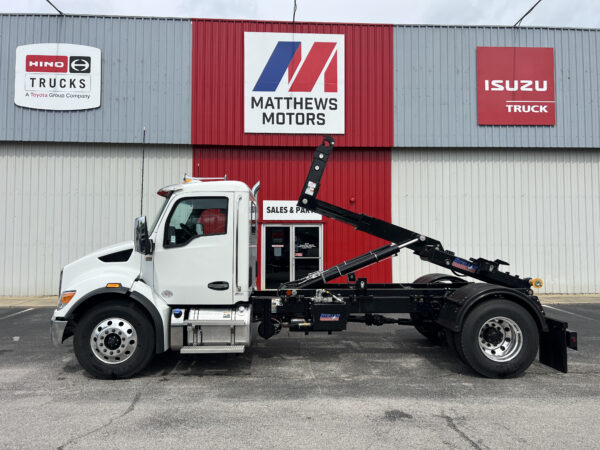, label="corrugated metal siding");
[0,15,192,144]
[393,26,600,148]
[194,146,392,287]
[0,142,192,296]
[391,148,600,293]
[192,19,393,147]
